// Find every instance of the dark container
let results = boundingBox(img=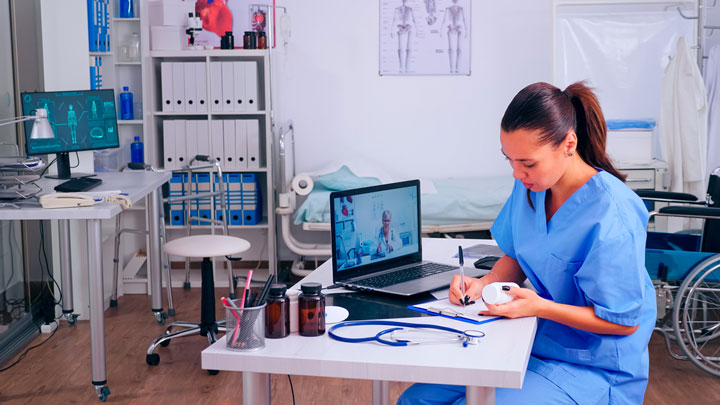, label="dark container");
[265,284,290,338]
[298,282,325,336]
